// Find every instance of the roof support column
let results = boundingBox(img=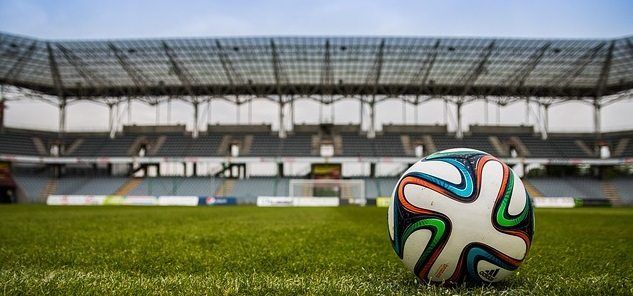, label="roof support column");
[289,97,294,130]
[59,98,67,134]
[366,39,384,137]
[483,97,489,124]
[167,98,172,124]
[318,103,323,124]
[47,42,66,135]
[108,103,116,139]
[127,98,132,124]
[414,96,420,125]
[590,41,613,138]
[456,101,463,139]
[525,97,530,125]
[193,101,199,138]
[0,85,4,130]
[368,96,376,139]
[443,99,449,126]
[155,103,160,125]
[207,99,212,125]
[359,98,364,129]
[541,103,550,140]
[330,100,335,123]
[593,98,601,136]
[249,99,254,125]
[402,99,407,124]
[279,96,286,138]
